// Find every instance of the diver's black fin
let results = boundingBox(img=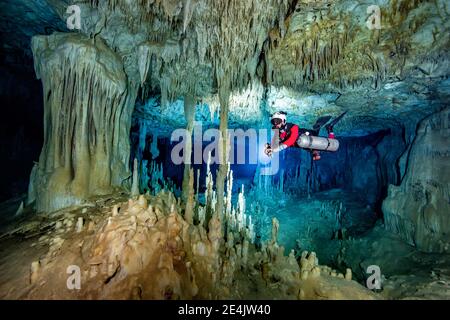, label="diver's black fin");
[326,111,348,131]
[313,116,332,131]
